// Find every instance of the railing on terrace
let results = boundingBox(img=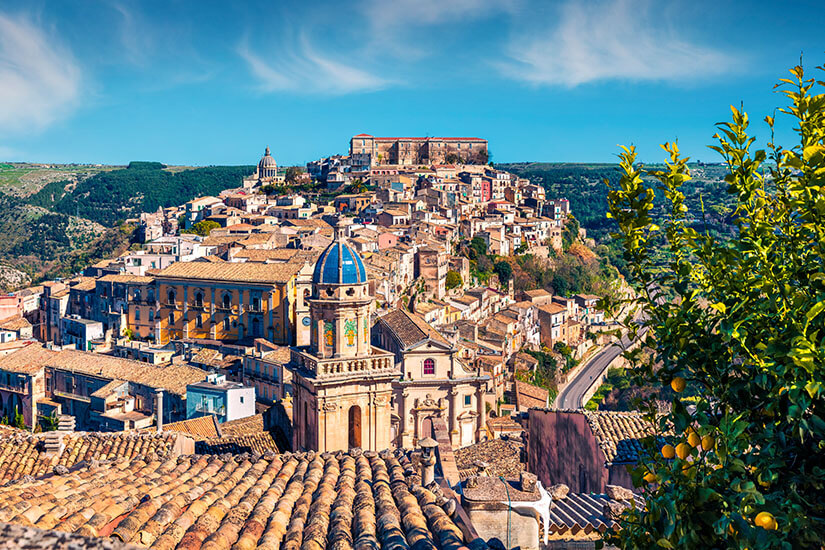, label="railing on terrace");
[290,349,395,379]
